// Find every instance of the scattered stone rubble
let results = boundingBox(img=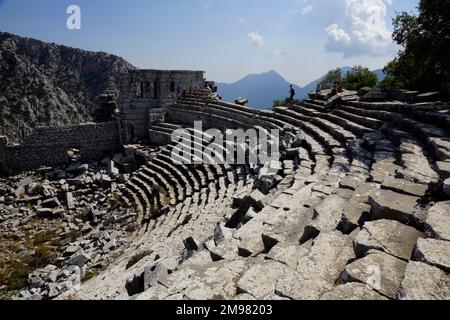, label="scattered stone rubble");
[0,151,145,299]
